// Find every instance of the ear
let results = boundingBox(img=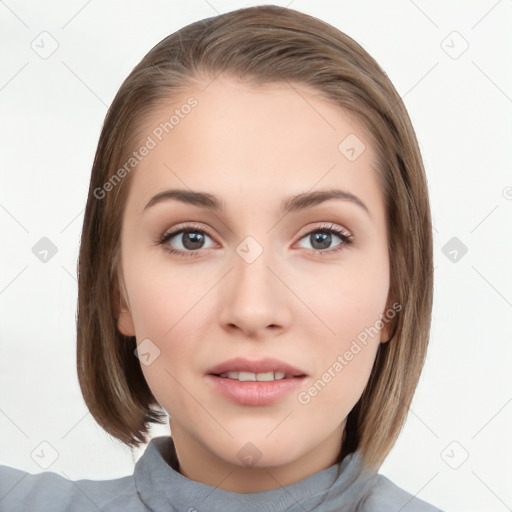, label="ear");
[380,319,393,344]
[379,298,397,344]
[112,270,136,337]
